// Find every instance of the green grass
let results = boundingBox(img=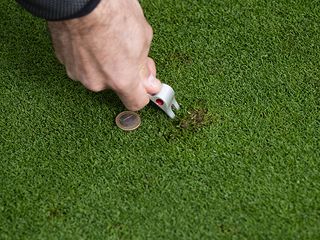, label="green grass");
[1,0,319,239]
